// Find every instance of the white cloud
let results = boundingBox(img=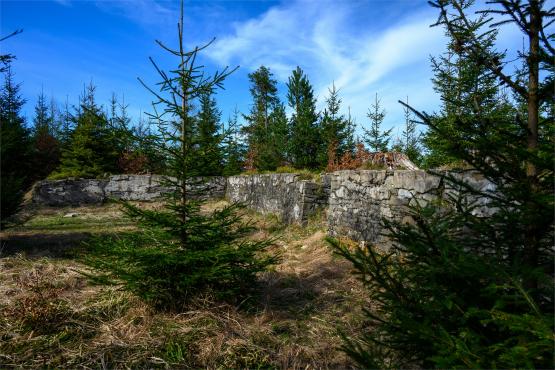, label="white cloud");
[94,0,177,29]
[206,0,446,131]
